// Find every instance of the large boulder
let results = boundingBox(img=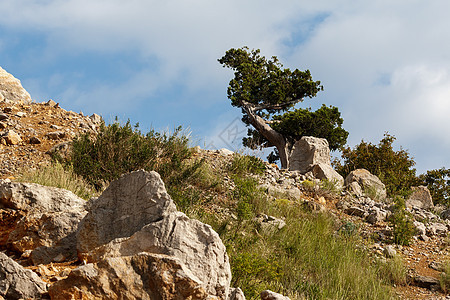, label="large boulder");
[0,252,47,299]
[288,136,330,173]
[309,163,344,189]
[0,66,32,104]
[48,253,210,300]
[344,169,386,201]
[77,170,231,299]
[406,186,433,210]
[0,180,87,263]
